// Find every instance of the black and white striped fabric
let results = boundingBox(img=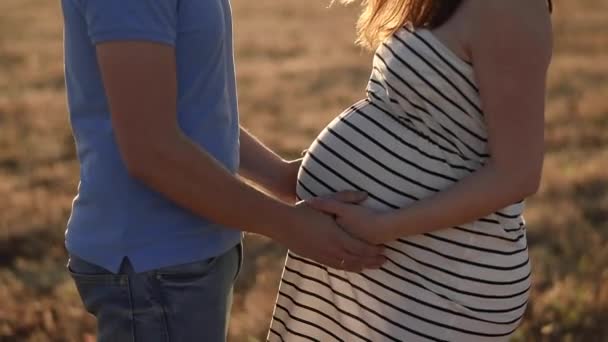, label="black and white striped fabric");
[268,26,530,342]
